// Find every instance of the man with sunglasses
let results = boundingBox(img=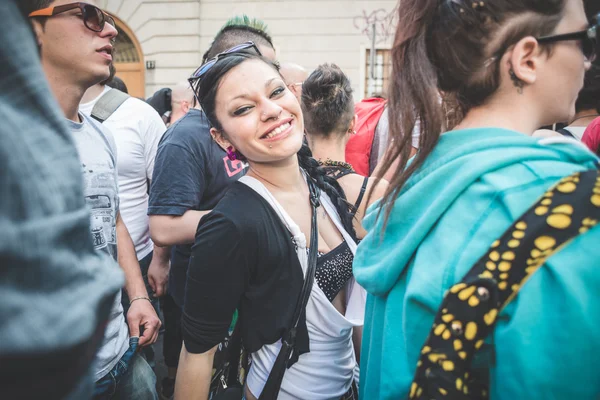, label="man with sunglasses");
[2,2,126,399]
[25,1,160,398]
[148,19,277,398]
